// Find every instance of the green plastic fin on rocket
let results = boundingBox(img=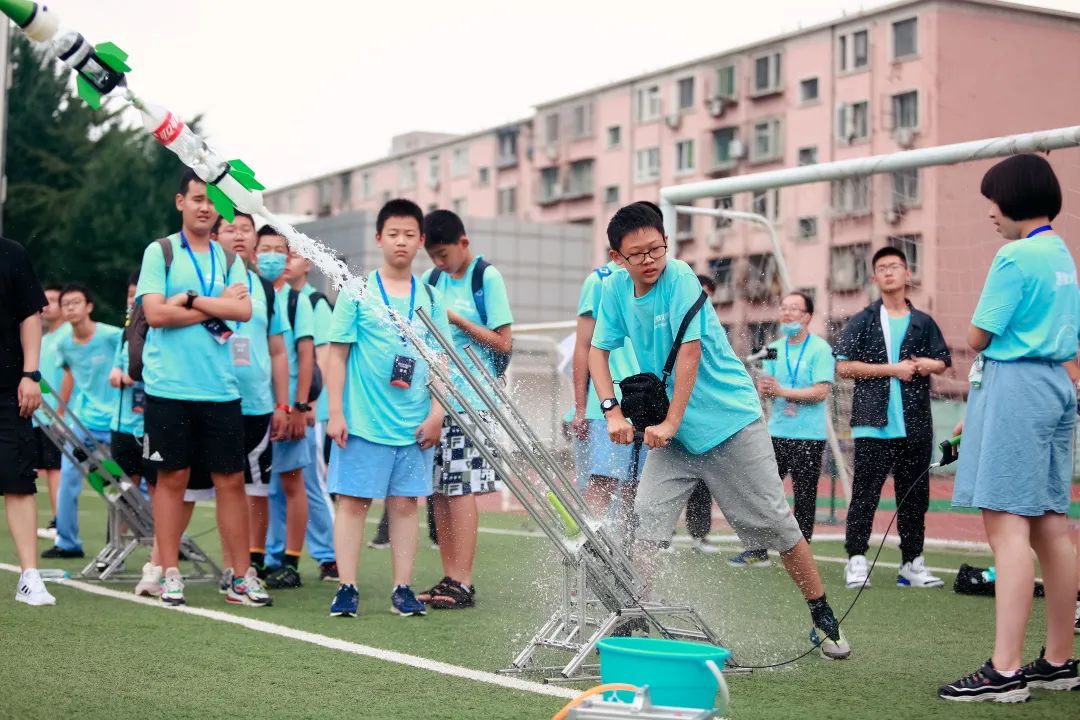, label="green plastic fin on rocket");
[101,458,123,478]
[95,41,132,72]
[0,0,37,27]
[76,75,103,109]
[206,184,236,222]
[227,159,265,191]
[87,470,107,495]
